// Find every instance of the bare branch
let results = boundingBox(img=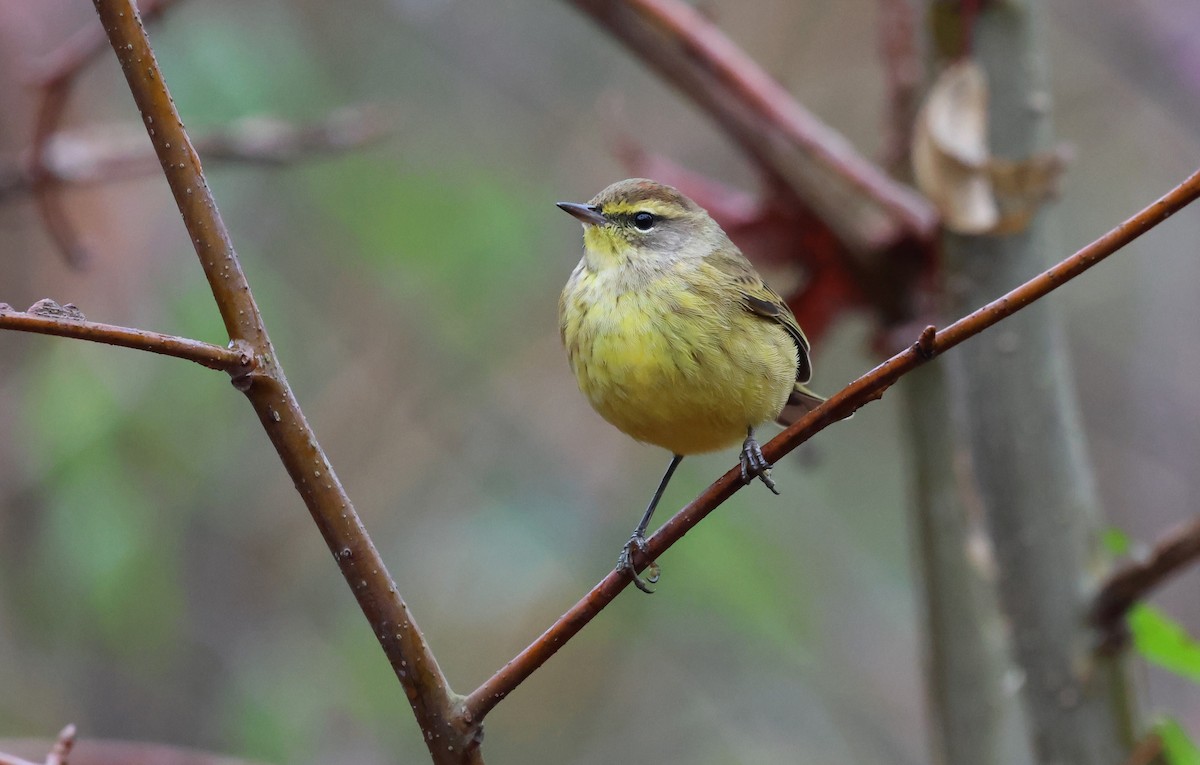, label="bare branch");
[27,0,179,267]
[90,2,477,761]
[1091,516,1200,641]
[461,165,1200,723]
[0,303,245,371]
[0,107,393,200]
